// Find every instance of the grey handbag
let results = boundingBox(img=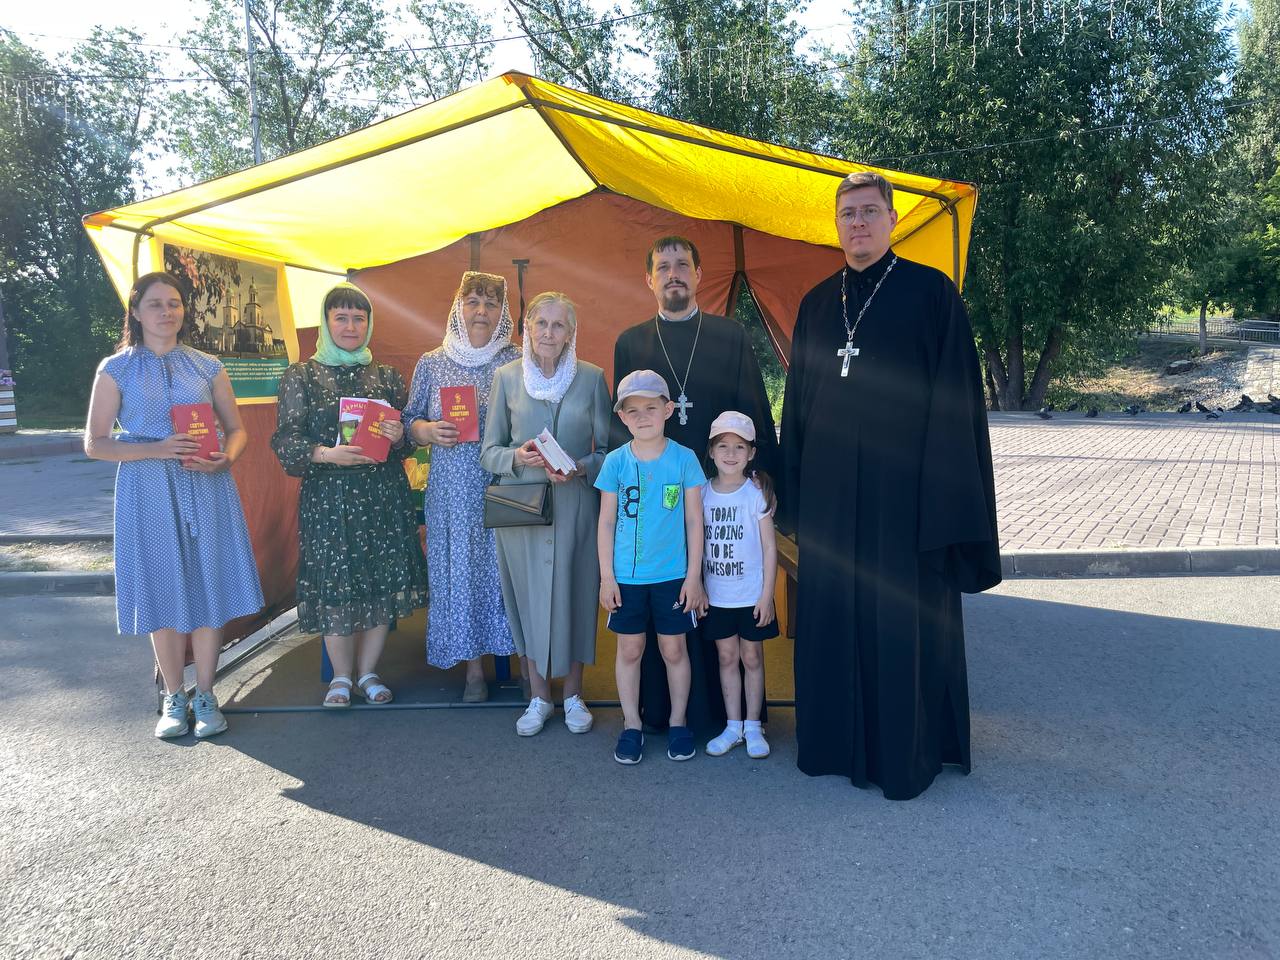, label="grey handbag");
[483,481,552,528]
